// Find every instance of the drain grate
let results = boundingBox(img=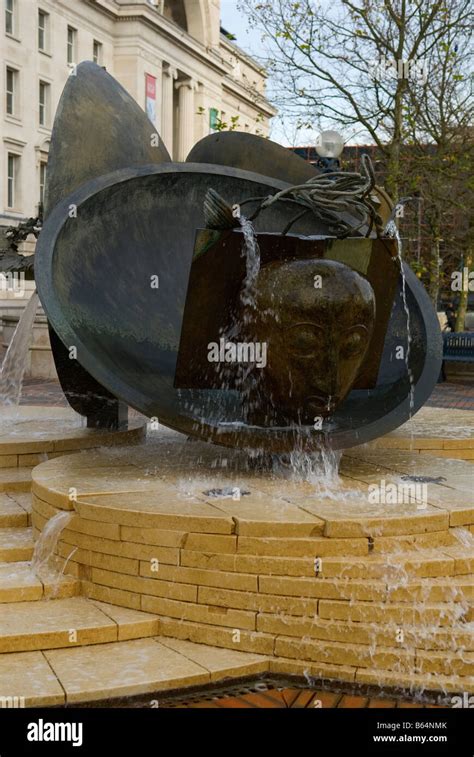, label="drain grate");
[160,679,288,708]
[204,486,251,498]
[75,674,456,708]
[401,475,447,484]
